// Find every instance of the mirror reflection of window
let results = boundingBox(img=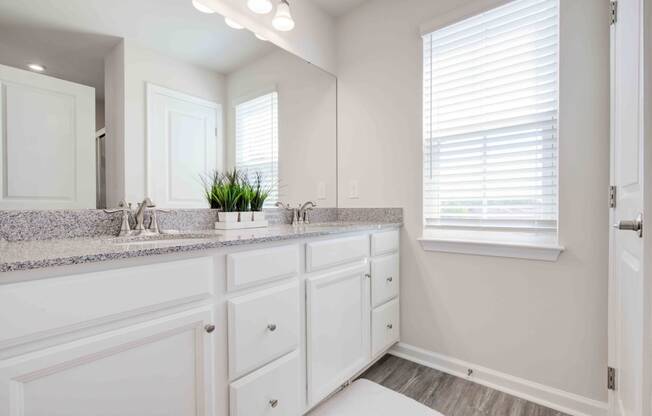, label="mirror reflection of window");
[235,91,279,206]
